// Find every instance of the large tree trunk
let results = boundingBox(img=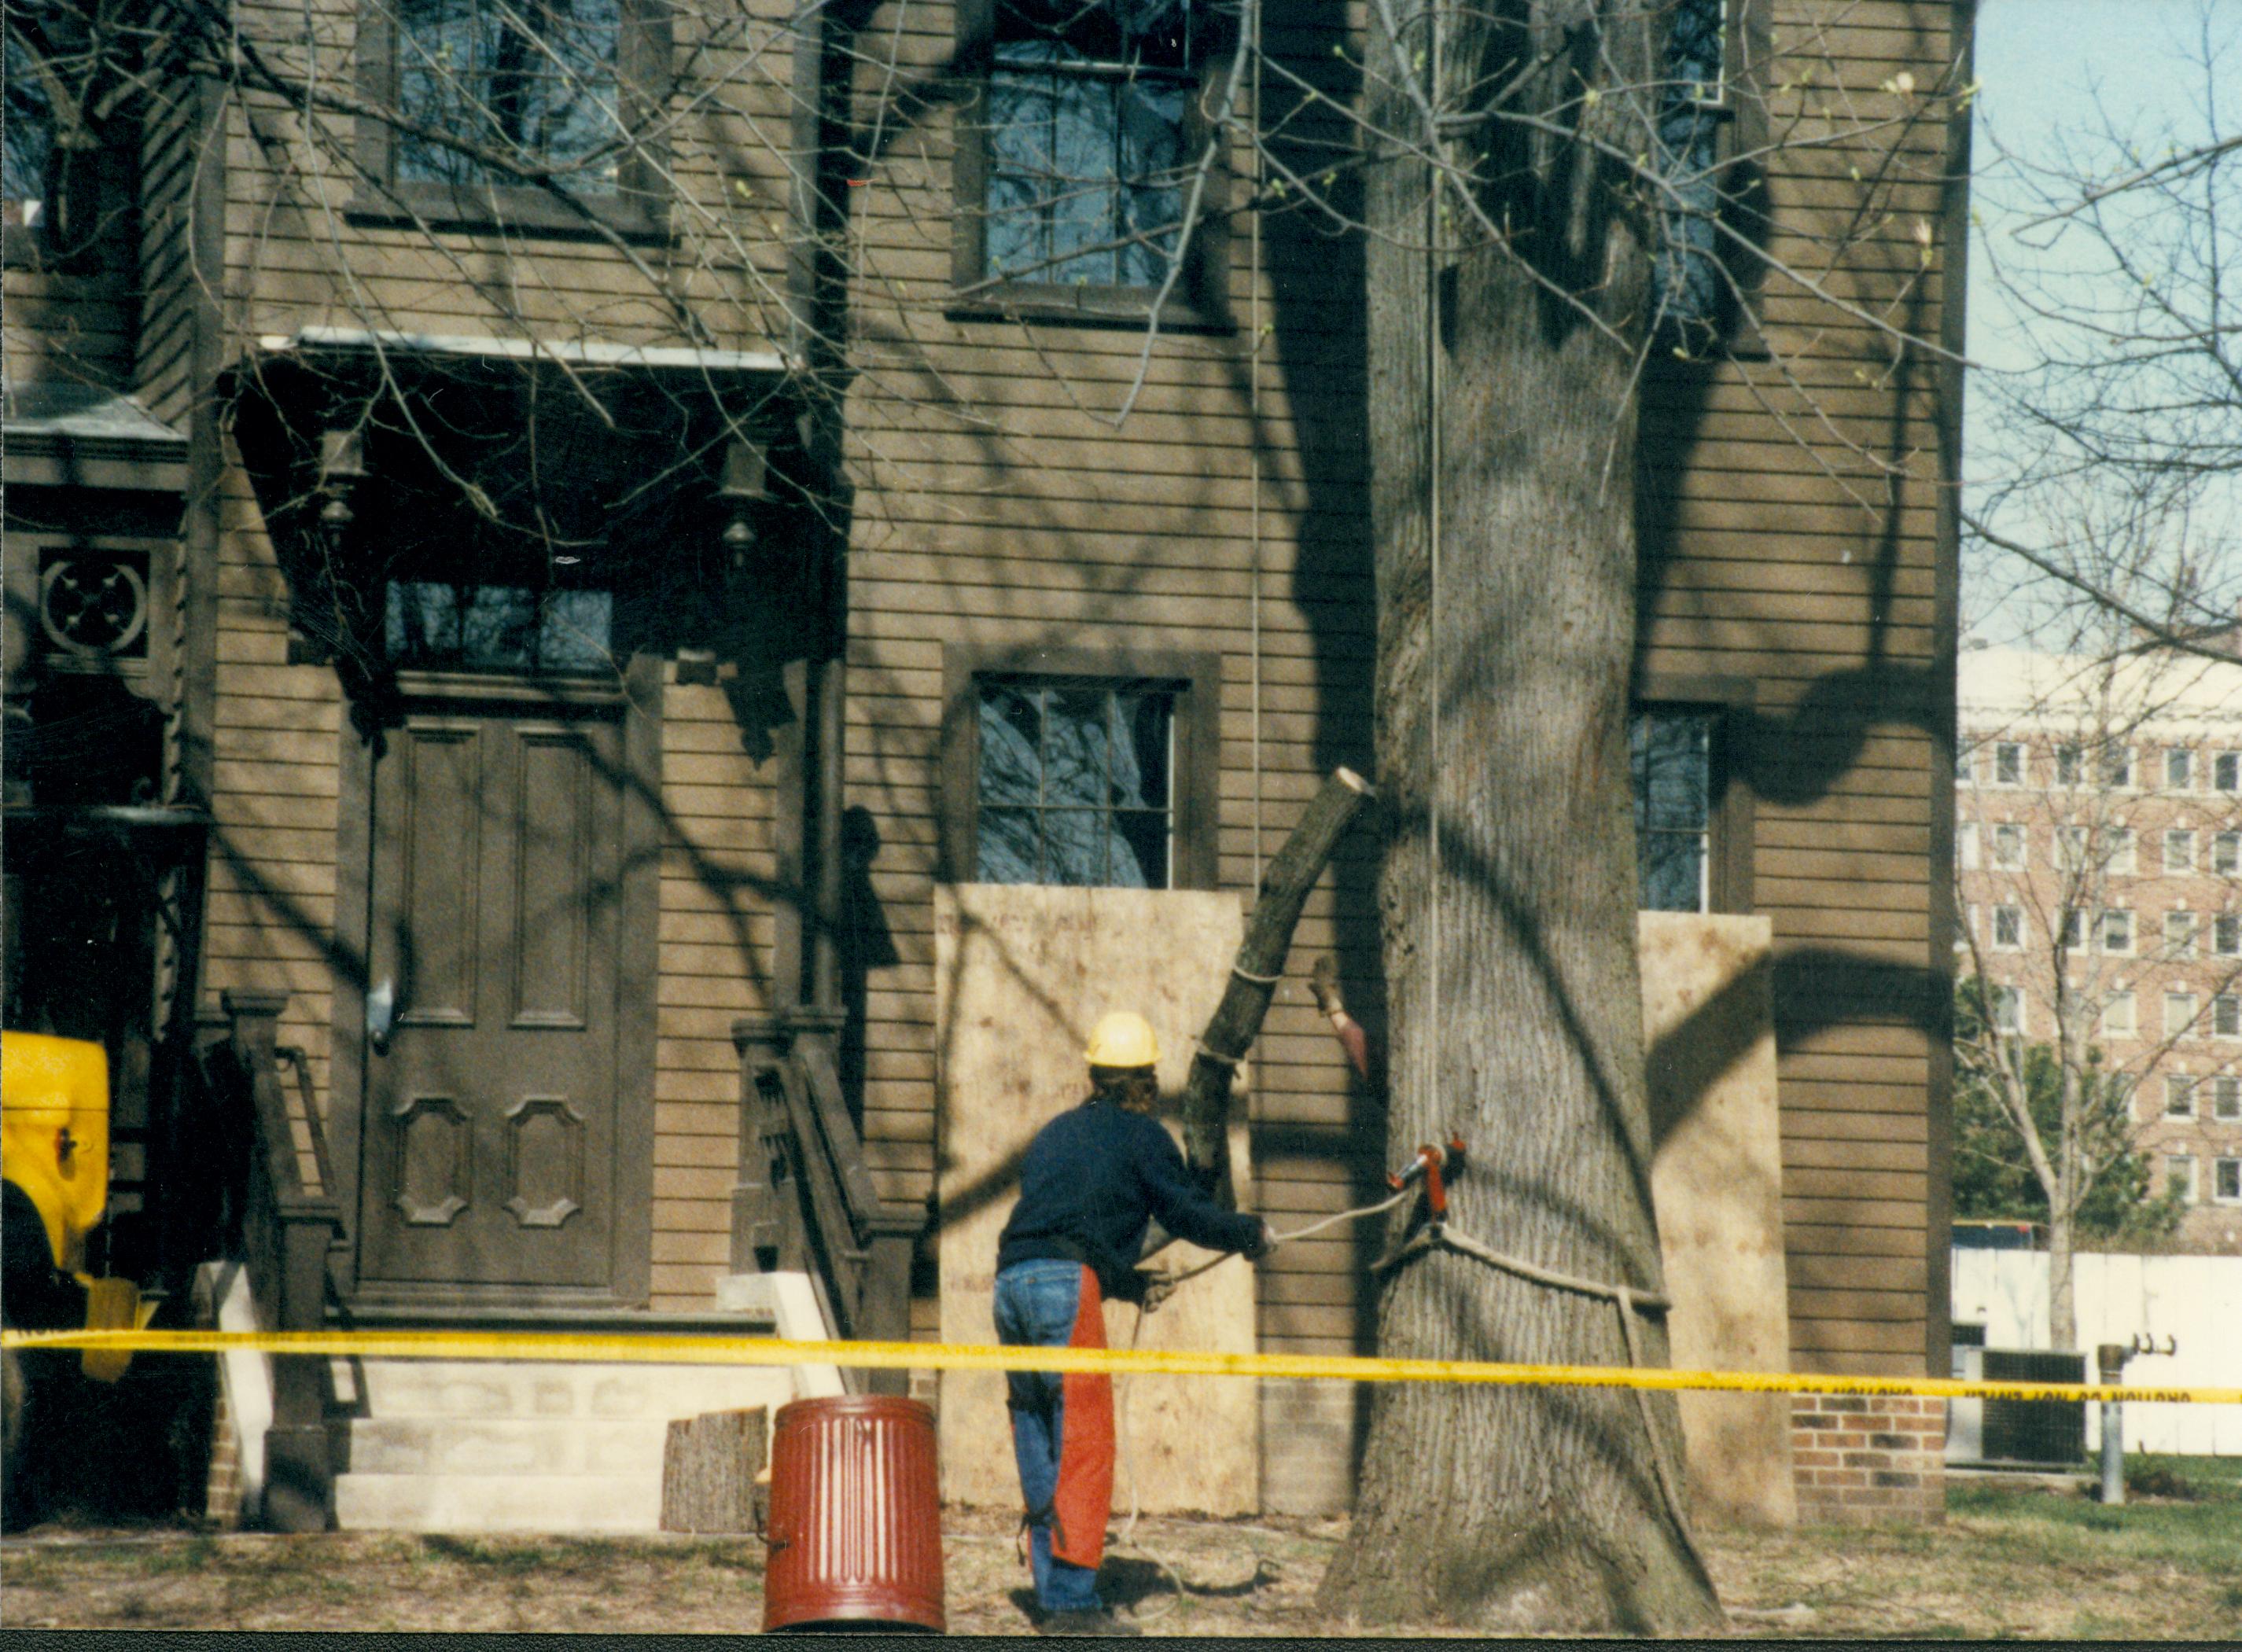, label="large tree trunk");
[1318,1,1721,1633]
[2047,1207,2078,1352]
